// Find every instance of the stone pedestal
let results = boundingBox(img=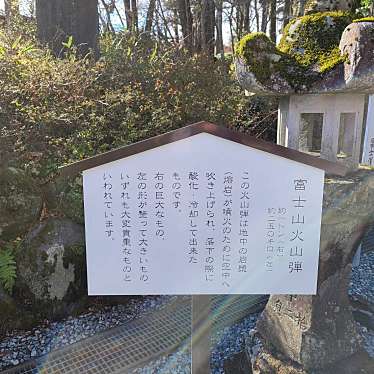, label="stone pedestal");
[278,94,365,170]
[252,347,373,374]
[257,266,361,369]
